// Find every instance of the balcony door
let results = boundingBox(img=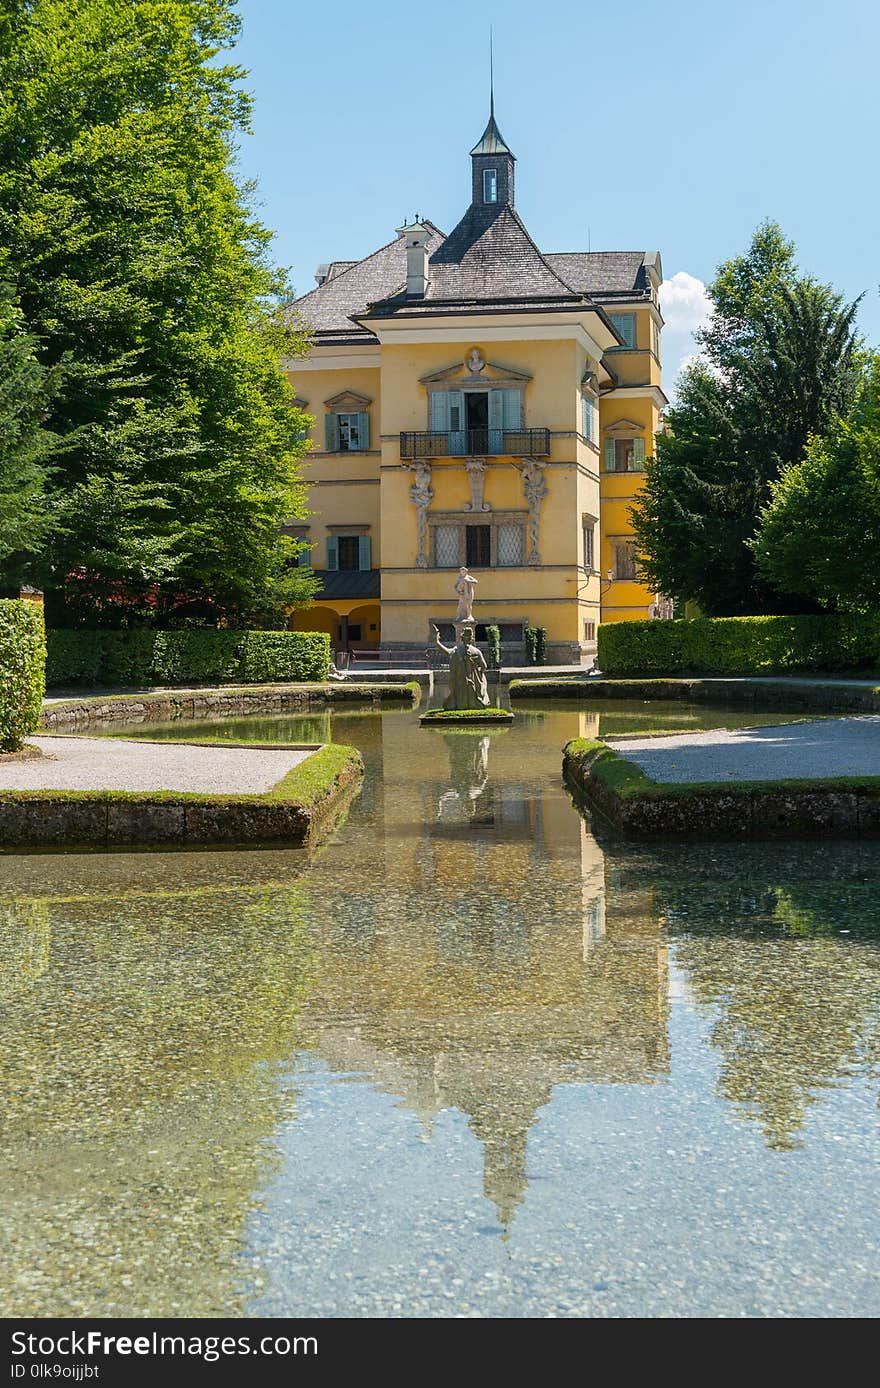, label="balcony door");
[429,387,521,456]
[465,391,489,455]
